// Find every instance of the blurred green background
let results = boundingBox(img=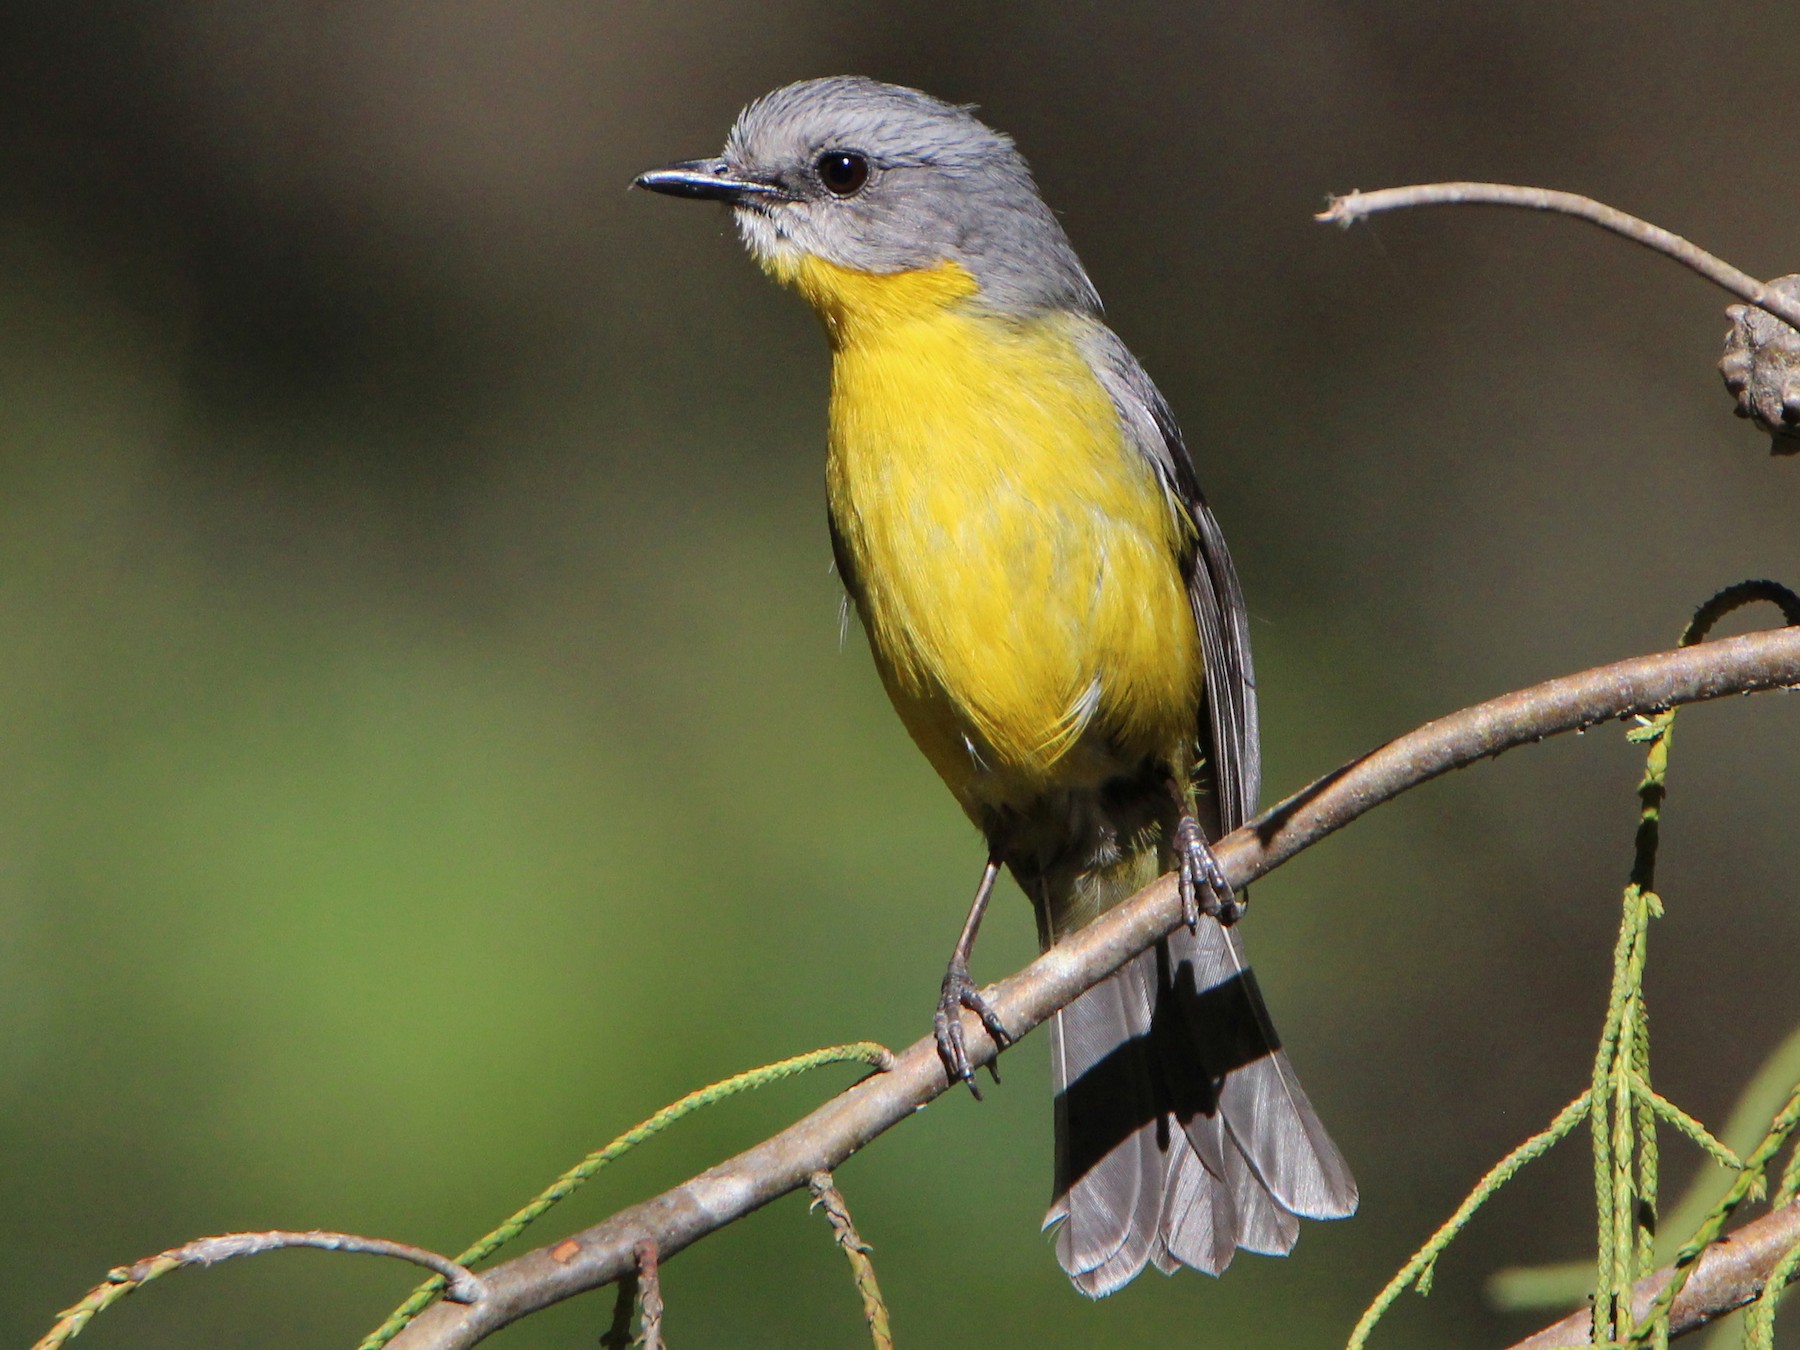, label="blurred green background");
[3,3,1799,1347]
